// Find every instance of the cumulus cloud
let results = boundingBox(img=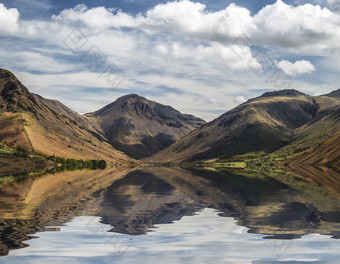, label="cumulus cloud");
[277,60,316,76]
[252,0,338,49]
[234,96,247,104]
[53,1,254,40]
[1,0,339,121]
[144,1,255,39]
[53,4,143,29]
[0,3,20,34]
[51,0,340,50]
